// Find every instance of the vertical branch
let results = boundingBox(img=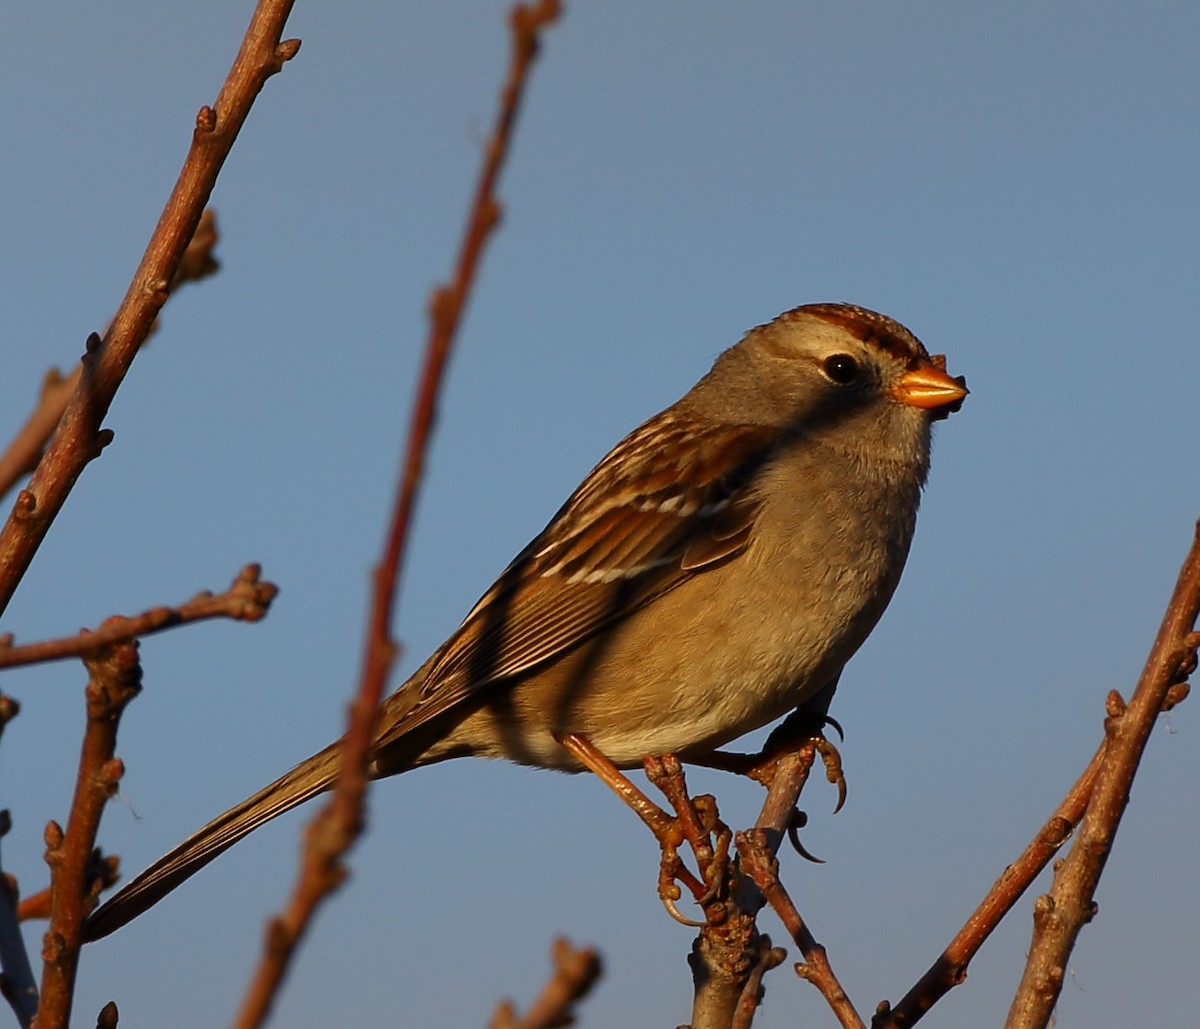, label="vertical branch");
[1005,521,1200,1029]
[230,4,561,1027]
[689,738,821,1029]
[0,2,299,618]
[34,641,142,1029]
[0,696,38,1027]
